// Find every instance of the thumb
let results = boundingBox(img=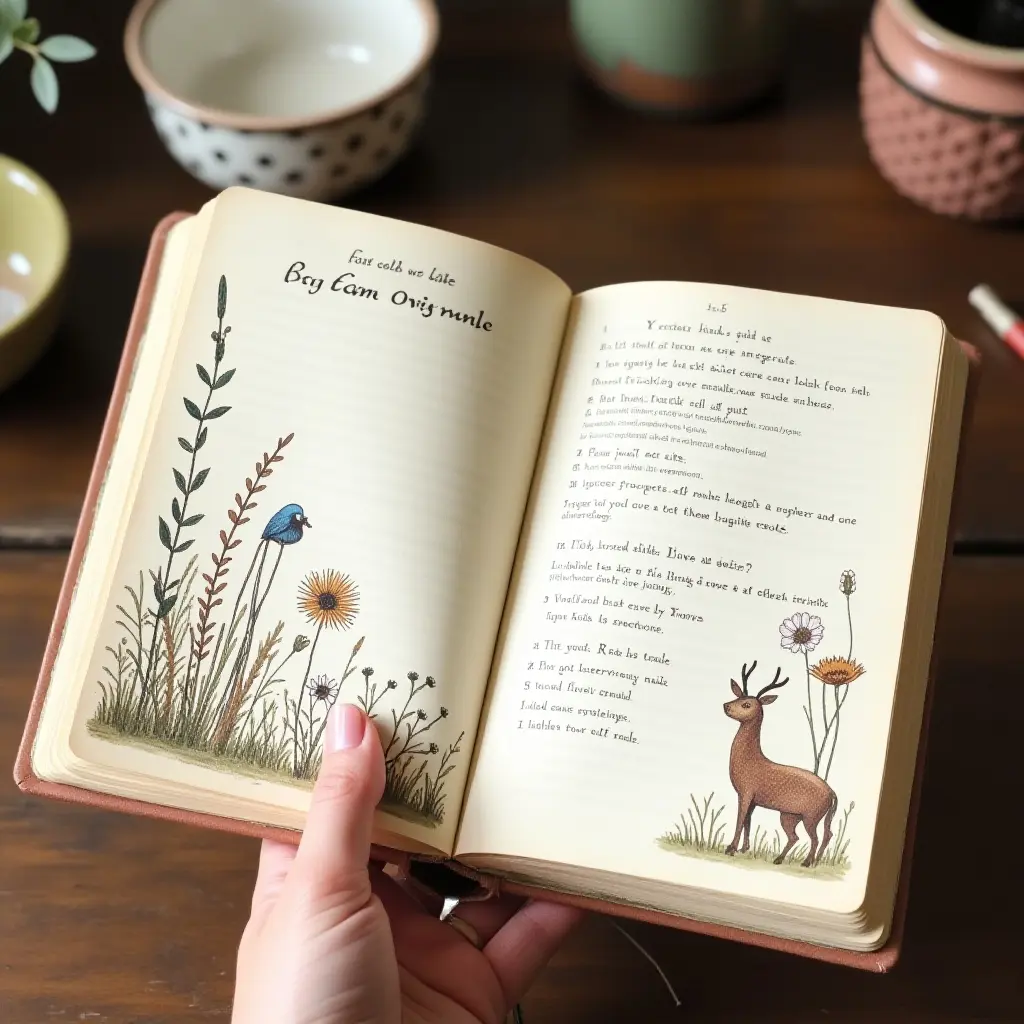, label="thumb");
[293,703,385,903]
